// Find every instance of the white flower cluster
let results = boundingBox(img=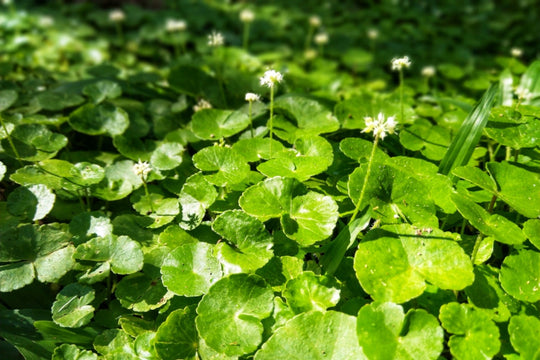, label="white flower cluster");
[421,66,436,77]
[391,56,411,71]
[207,31,225,47]
[166,19,187,32]
[245,92,260,102]
[39,16,54,27]
[260,69,283,88]
[314,32,329,45]
[240,9,255,23]
[367,28,379,40]
[515,87,532,101]
[133,160,151,180]
[193,99,212,112]
[511,47,523,57]
[362,113,397,140]
[309,15,321,27]
[109,9,126,23]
